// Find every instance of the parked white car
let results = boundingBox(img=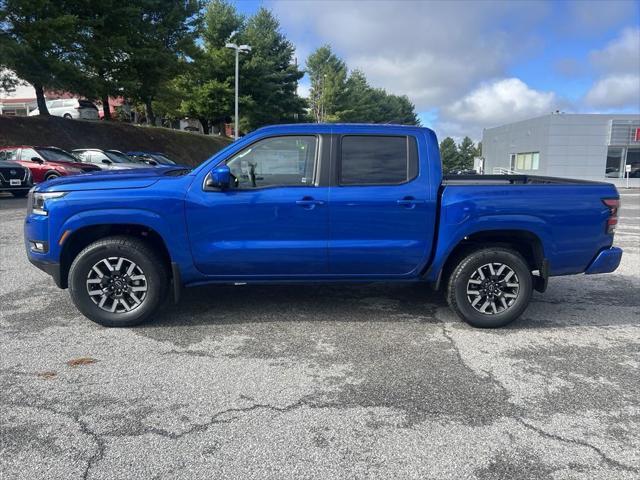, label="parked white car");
[72,149,147,170]
[29,98,99,120]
